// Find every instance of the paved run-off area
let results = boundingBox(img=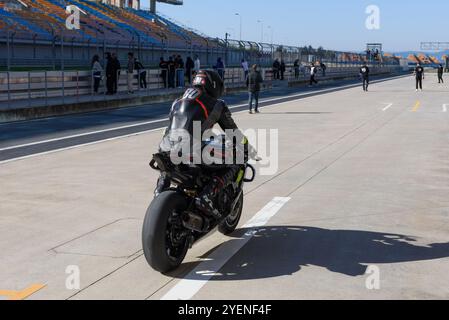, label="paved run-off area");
[0,76,448,300]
